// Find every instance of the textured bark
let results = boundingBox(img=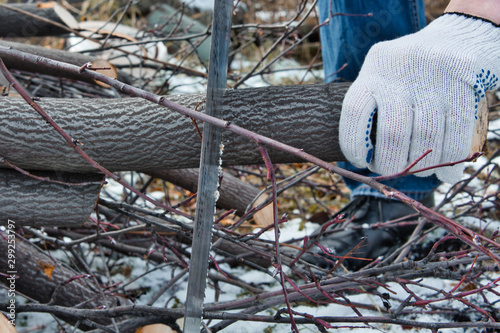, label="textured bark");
[0,170,103,227]
[144,169,260,215]
[0,82,348,173]
[0,40,130,84]
[0,3,73,38]
[0,232,131,328]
